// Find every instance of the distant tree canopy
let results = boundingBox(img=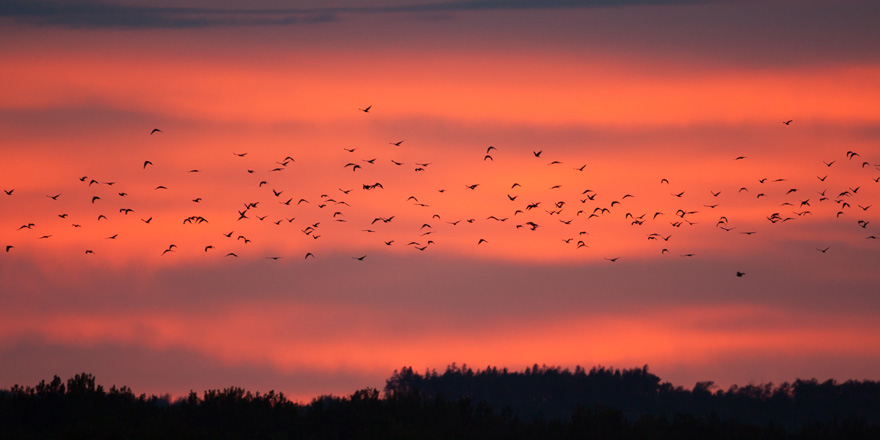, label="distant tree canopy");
[2,366,879,439]
[385,363,880,428]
